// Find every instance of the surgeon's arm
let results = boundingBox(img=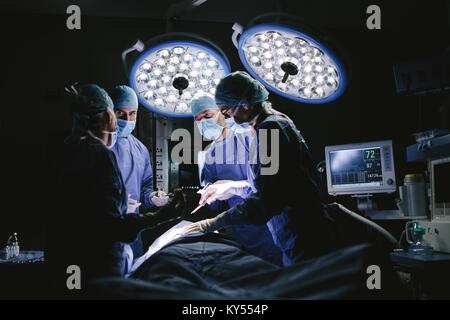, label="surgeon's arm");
[202,162,222,211]
[140,147,155,209]
[97,150,180,243]
[223,121,302,226]
[104,210,180,243]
